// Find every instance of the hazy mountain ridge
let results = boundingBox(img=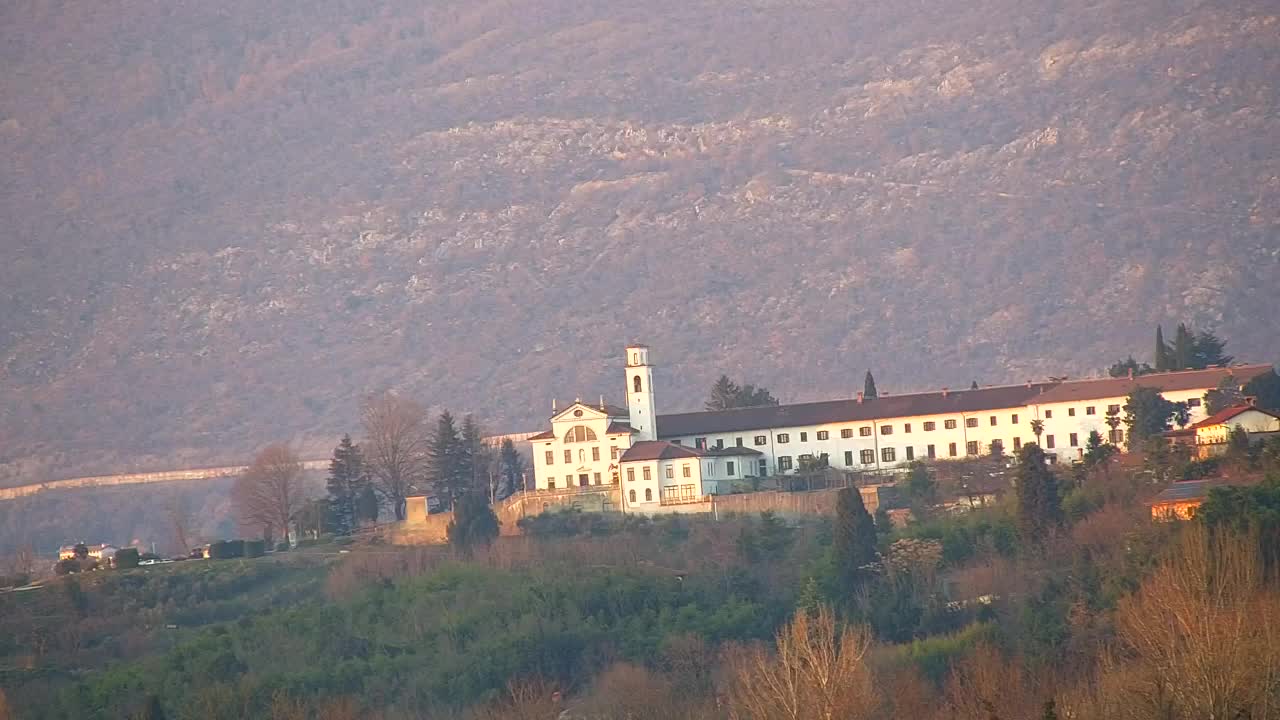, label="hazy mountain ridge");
[1,0,1278,484]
